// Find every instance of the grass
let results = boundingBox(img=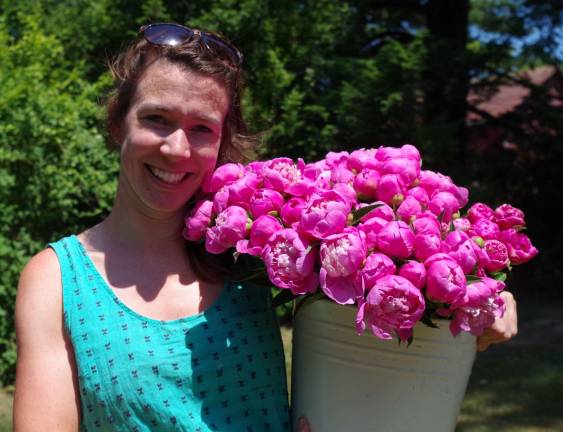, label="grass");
[0,386,12,432]
[2,301,561,431]
[455,300,563,432]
